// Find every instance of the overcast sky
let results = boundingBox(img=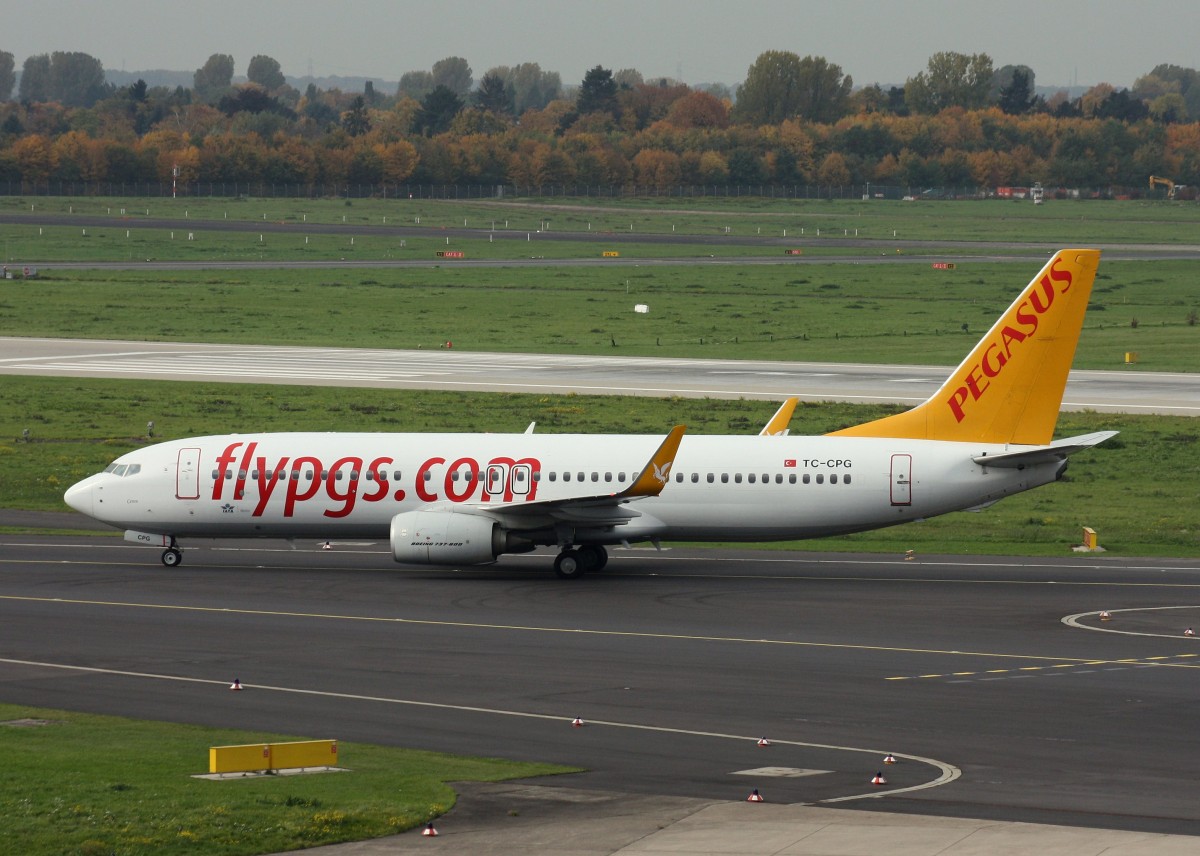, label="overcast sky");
[5,0,1197,90]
